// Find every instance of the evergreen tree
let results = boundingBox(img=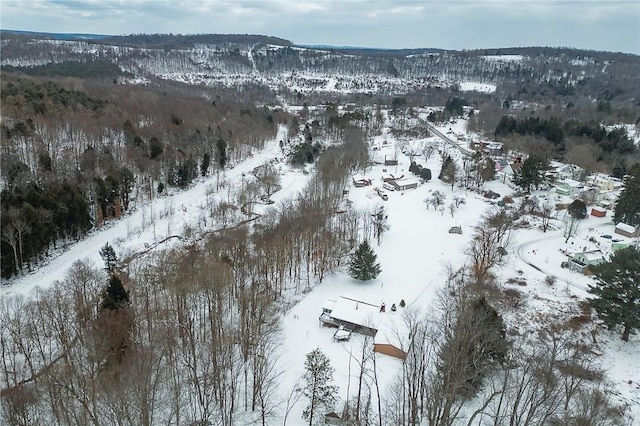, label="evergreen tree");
[117,166,135,210]
[614,163,640,226]
[479,157,496,183]
[215,137,228,168]
[567,199,587,219]
[100,274,130,310]
[99,242,118,273]
[512,155,552,193]
[588,247,640,342]
[439,155,456,188]
[348,240,381,281]
[302,348,338,426]
[445,97,467,116]
[420,167,432,181]
[149,136,164,159]
[201,152,211,177]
